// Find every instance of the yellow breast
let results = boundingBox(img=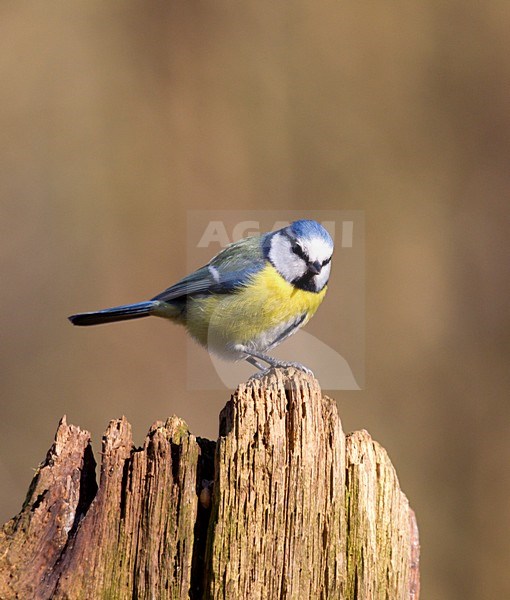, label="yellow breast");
[184,264,327,350]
